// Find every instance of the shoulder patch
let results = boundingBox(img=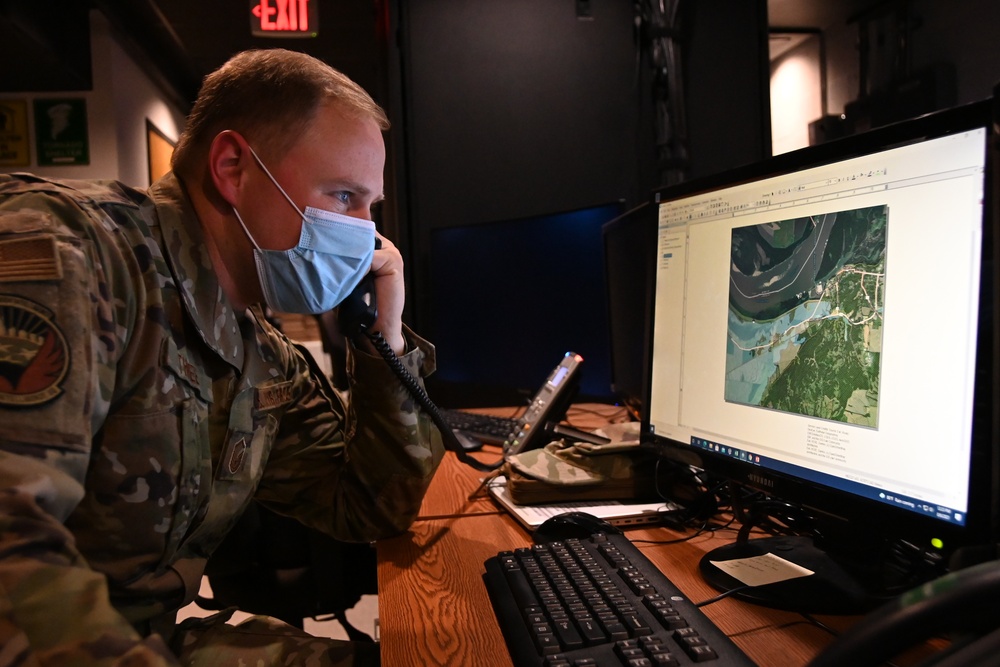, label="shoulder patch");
[0,235,62,282]
[0,295,70,407]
